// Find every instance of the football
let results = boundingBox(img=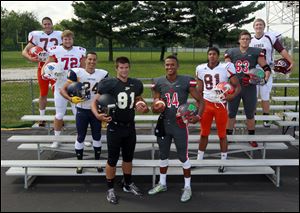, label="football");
[274,58,291,74]
[152,99,166,113]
